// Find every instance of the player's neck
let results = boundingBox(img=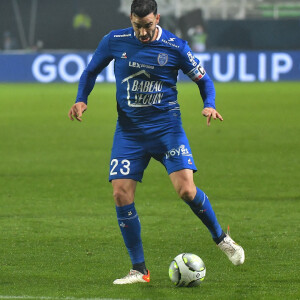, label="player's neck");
[152,27,159,42]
